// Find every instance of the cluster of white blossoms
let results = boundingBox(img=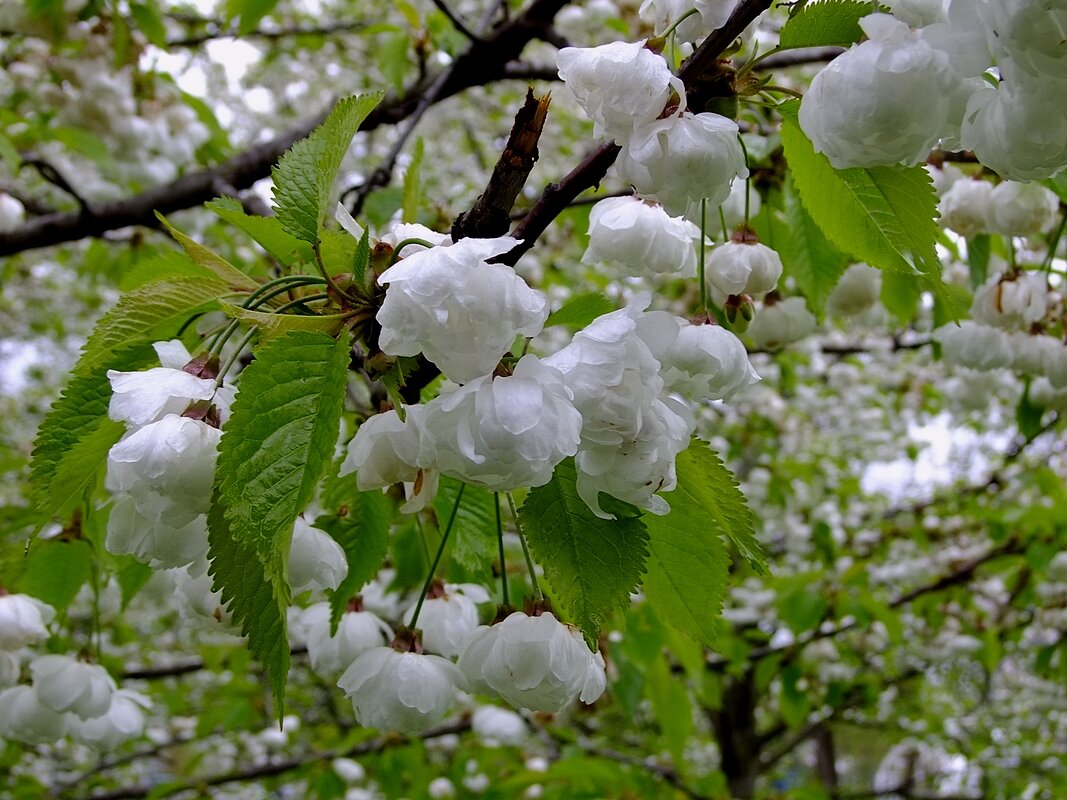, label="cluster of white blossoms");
[0,593,150,749]
[936,176,1061,240]
[800,2,1067,180]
